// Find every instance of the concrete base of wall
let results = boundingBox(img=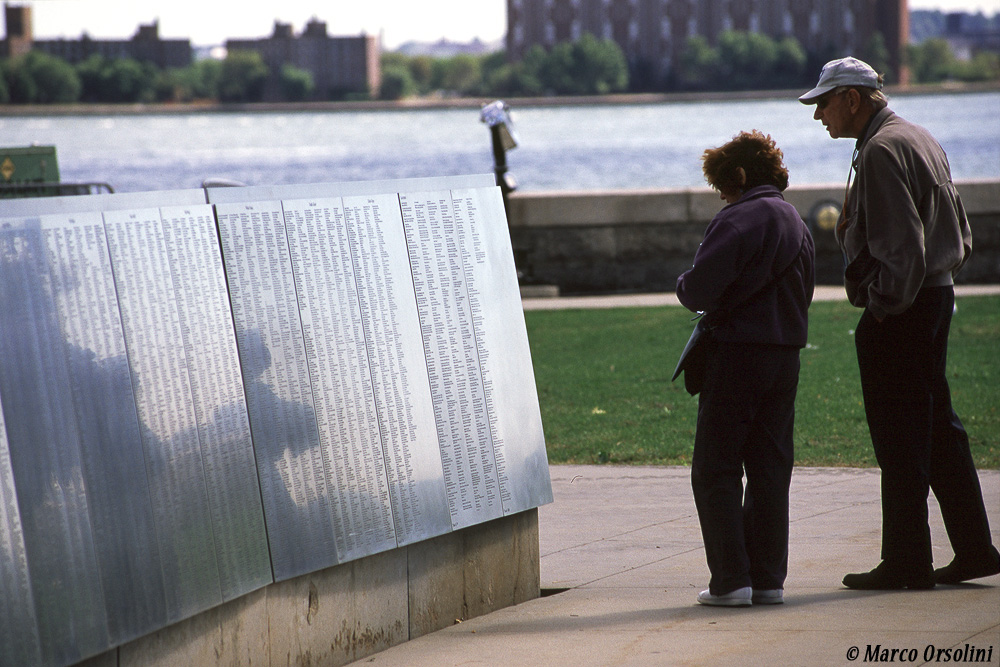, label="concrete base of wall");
[75,509,540,667]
